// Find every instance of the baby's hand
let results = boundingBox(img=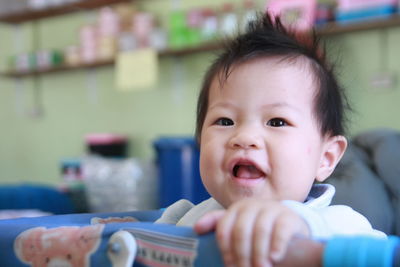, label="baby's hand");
[194,198,310,267]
